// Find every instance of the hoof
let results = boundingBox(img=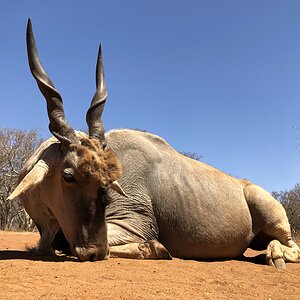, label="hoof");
[138,240,172,260]
[267,239,300,269]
